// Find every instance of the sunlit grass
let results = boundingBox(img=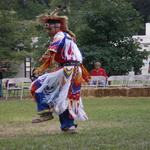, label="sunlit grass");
[0,97,150,150]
